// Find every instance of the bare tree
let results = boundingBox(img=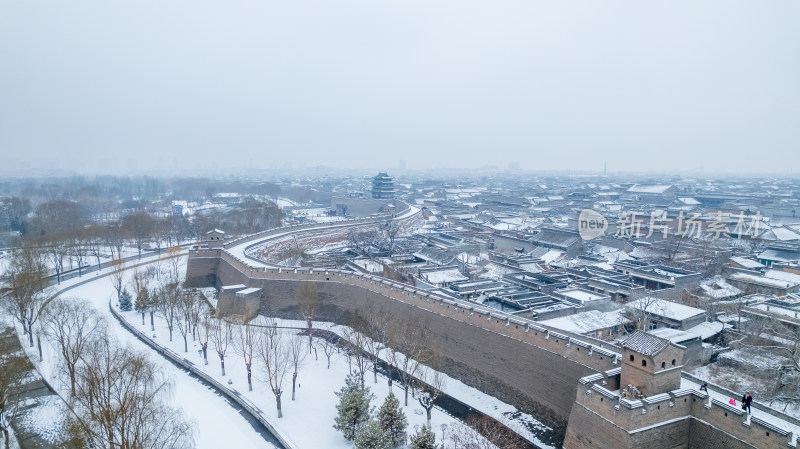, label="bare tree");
[388,320,434,406]
[0,245,51,352]
[444,415,522,449]
[342,323,371,384]
[364,306,392,384]
[626,294,662,332]
[257,319,291,418]
[165,246,183,283]
[381,217,402,253]
[728,316,800,409]
[298,281,320,353]
[347,227,380,257]
[288,332,307,401]
[210,317,232,376]
[102,221,125,260]
[315,333,338,369]
[41,236,68,284]
[131,267,150,325]
[154,283,180,342]
[70,340,195,449]
[122,212,156,258]
[231,319,256,391]
[69,229,90,277]
[174,289,193,353]
[417,362,446,428]
[198,311,213,366]
[0,329,29,449]
[84,226,105,272]
[109,255,126,300]
[187,290,208,341]
[43,298,106,396]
